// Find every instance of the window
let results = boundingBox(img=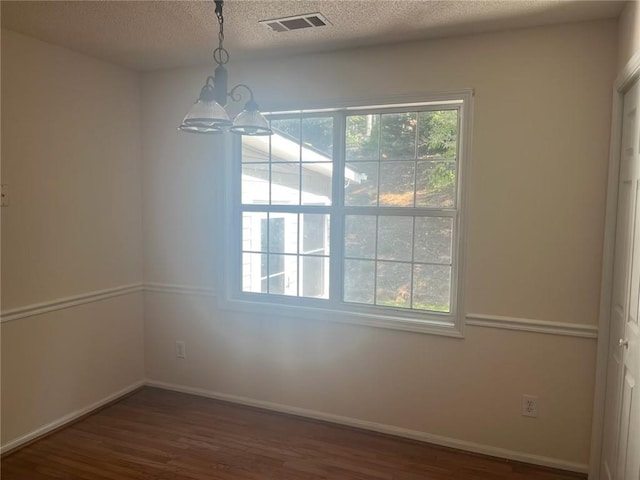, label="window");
[224,92,471,336]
